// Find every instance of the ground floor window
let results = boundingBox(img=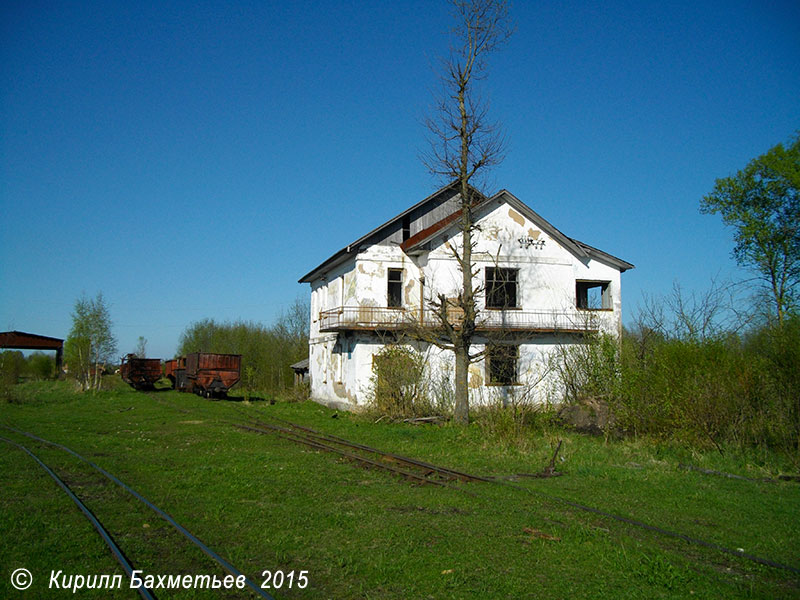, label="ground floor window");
[487,344,518,385]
